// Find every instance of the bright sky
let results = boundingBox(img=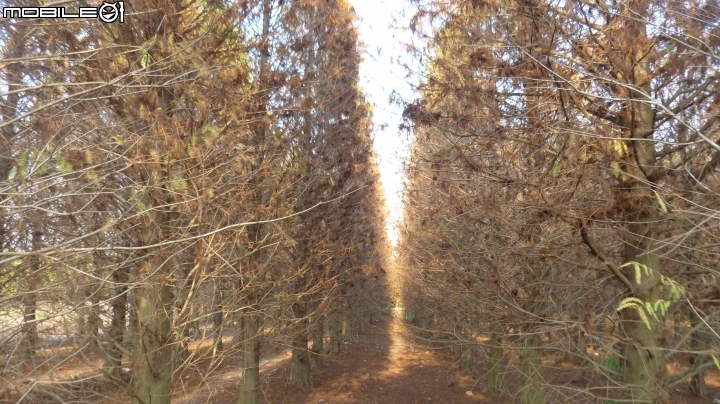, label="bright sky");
[352,0,418,245]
